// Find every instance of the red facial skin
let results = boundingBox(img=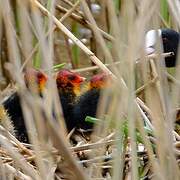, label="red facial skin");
[56,69,85,89]
[89,73,109,89]
[24,68,47,91]
[55,69,86,131]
